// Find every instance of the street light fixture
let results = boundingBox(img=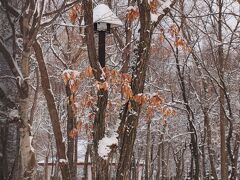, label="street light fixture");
[93,4,123,67]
